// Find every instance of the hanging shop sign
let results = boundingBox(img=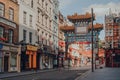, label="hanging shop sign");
[10,47,18,52]
[27,45,38,51]
[1,45,18,52]
[2,45,10,51]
